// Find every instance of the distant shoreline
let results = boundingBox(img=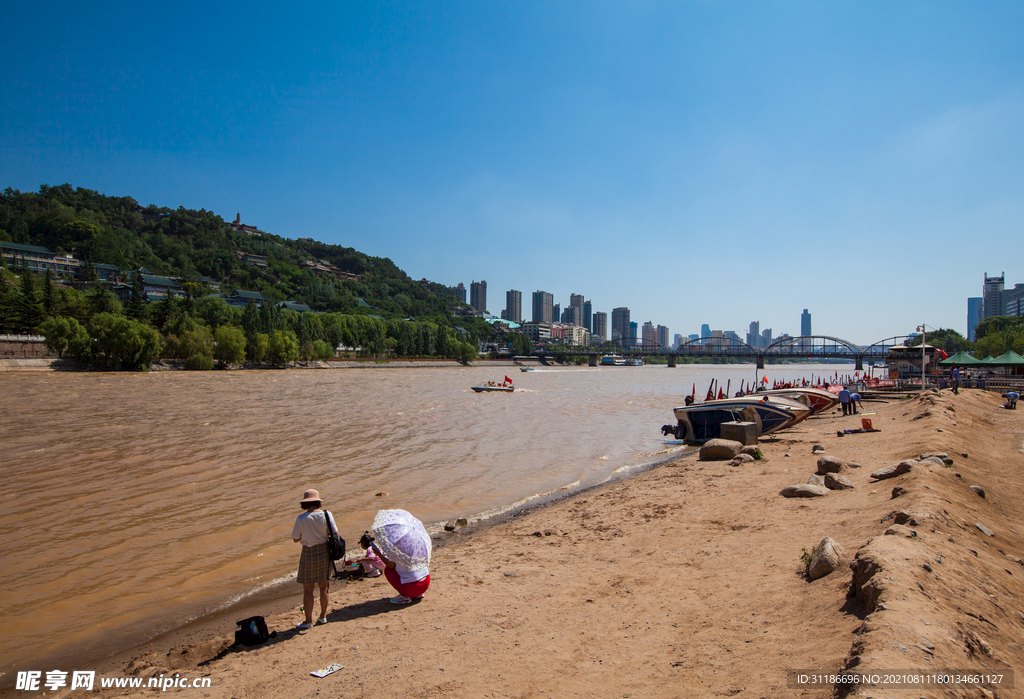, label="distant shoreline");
[0,357,528,371]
